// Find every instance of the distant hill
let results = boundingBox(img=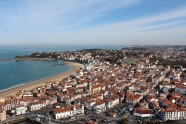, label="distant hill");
[121,47,148,50]
[80,49,102,51]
